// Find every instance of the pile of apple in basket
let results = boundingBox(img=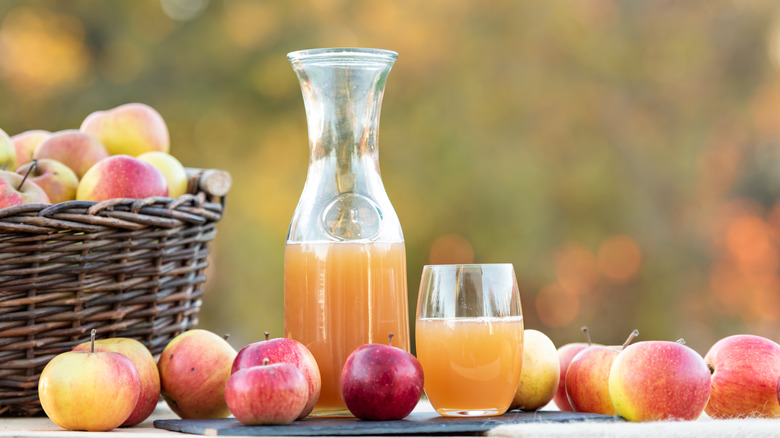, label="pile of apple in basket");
[0,103,188,207]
